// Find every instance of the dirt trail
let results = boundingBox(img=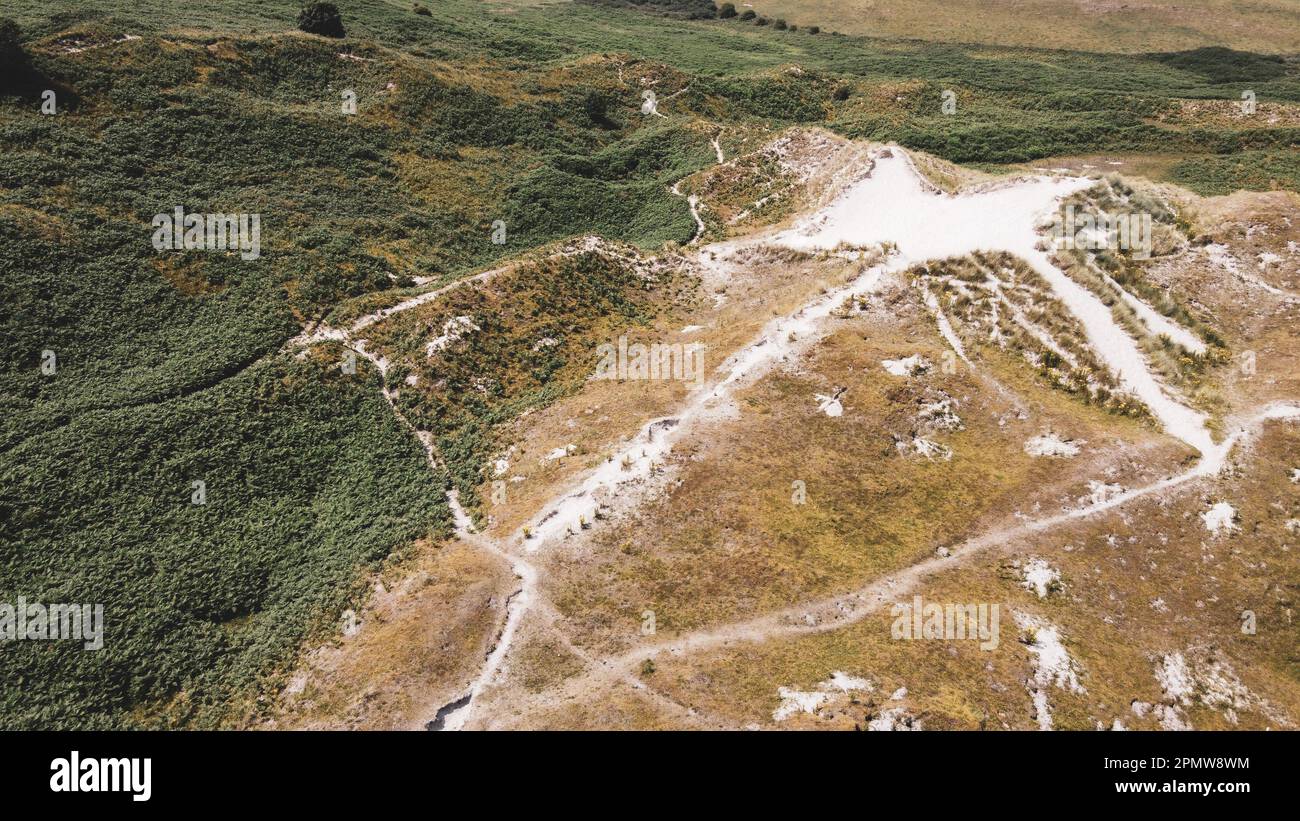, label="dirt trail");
[451,147,1299,725]
[289,139,1297,729]
[430,492,538,731]
[492,401,1300,723]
